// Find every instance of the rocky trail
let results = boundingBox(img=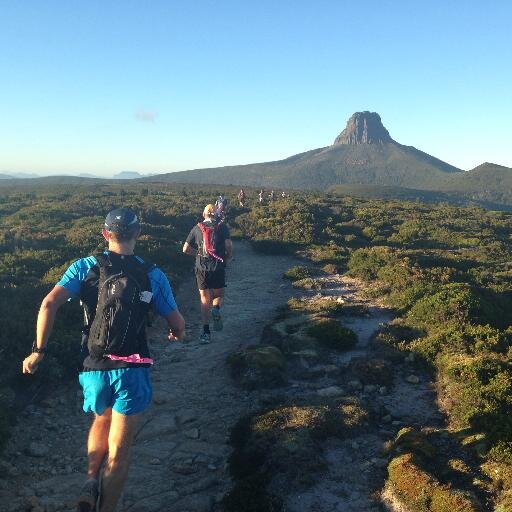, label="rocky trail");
[0,241,443,512]
[280,275,443,512]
